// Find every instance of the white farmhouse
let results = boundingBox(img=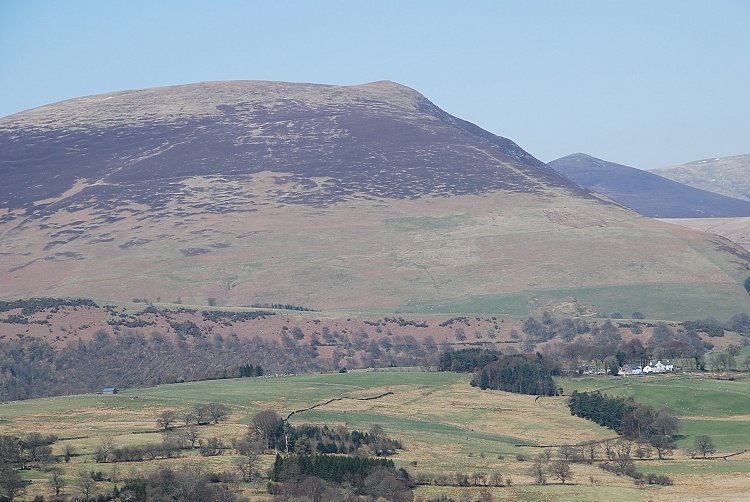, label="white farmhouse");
[642,360,673,374]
